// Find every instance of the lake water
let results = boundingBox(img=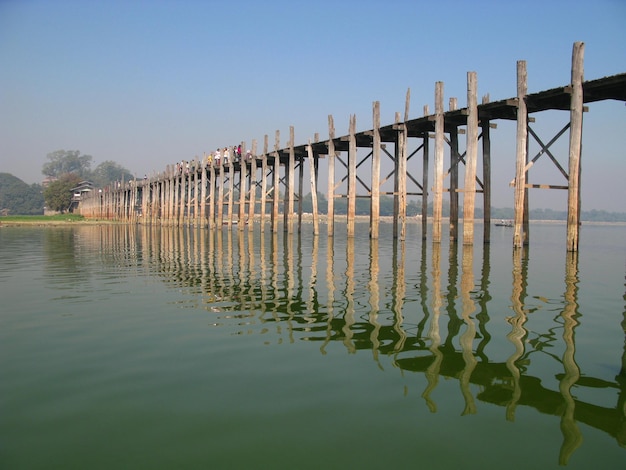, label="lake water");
[1,221,625,469]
